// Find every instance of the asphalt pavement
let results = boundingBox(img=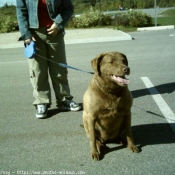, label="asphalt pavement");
[0,27,175,175]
